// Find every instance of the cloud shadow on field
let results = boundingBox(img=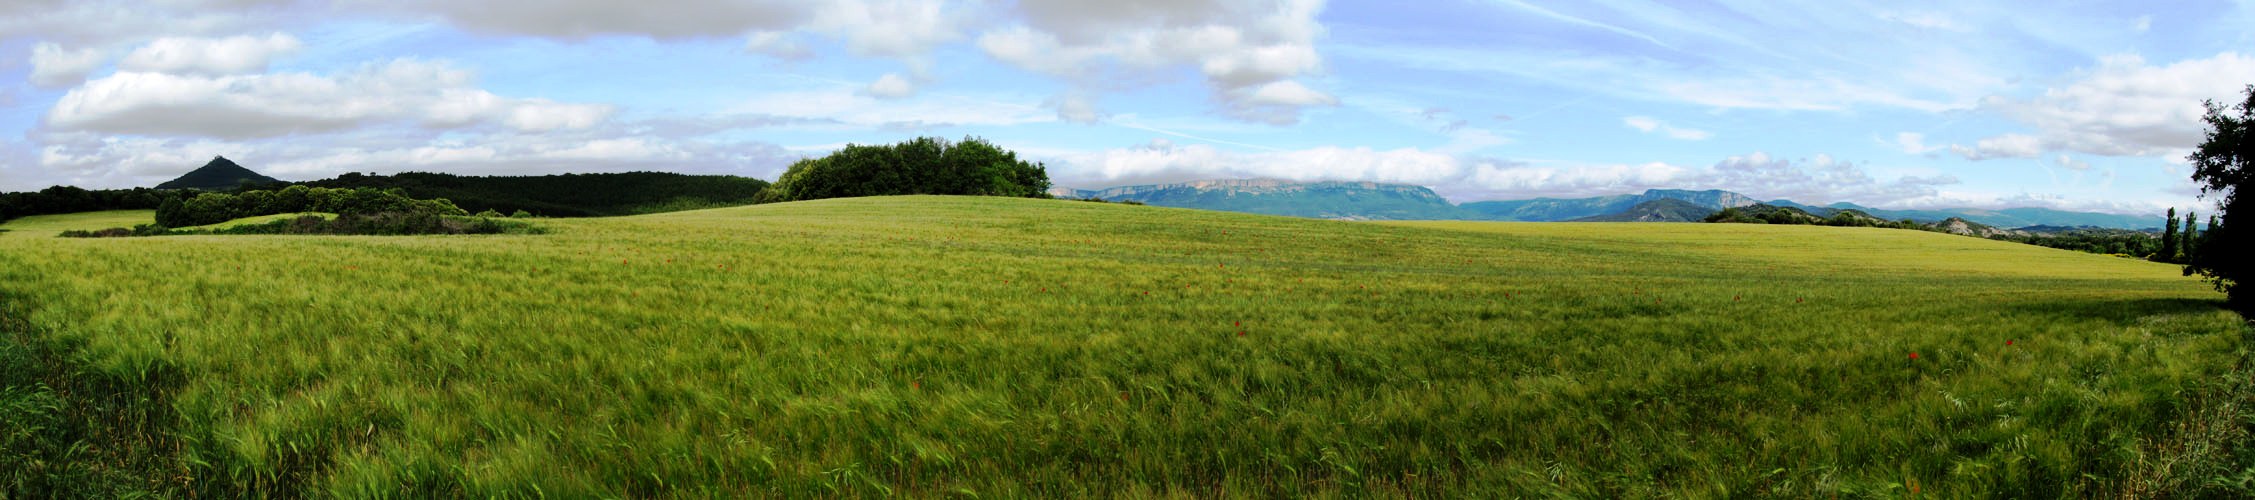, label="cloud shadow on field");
[2004,295,2235,329]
